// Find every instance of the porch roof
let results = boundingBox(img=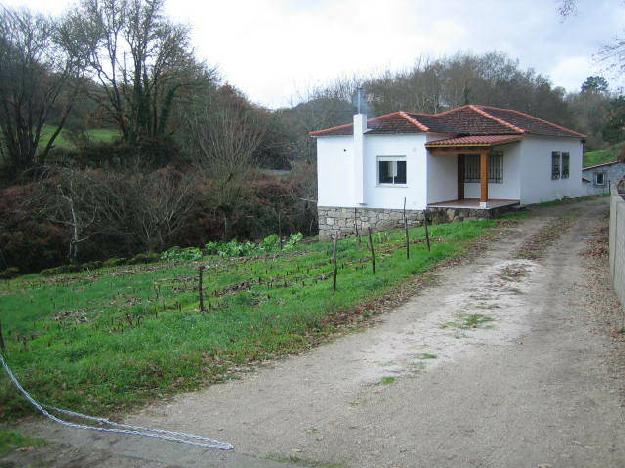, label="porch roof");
[425,134,523,149]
